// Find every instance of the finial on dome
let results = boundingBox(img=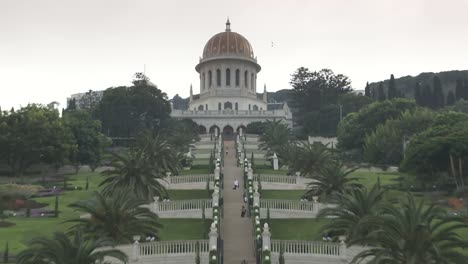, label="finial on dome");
[226,17,231,32]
